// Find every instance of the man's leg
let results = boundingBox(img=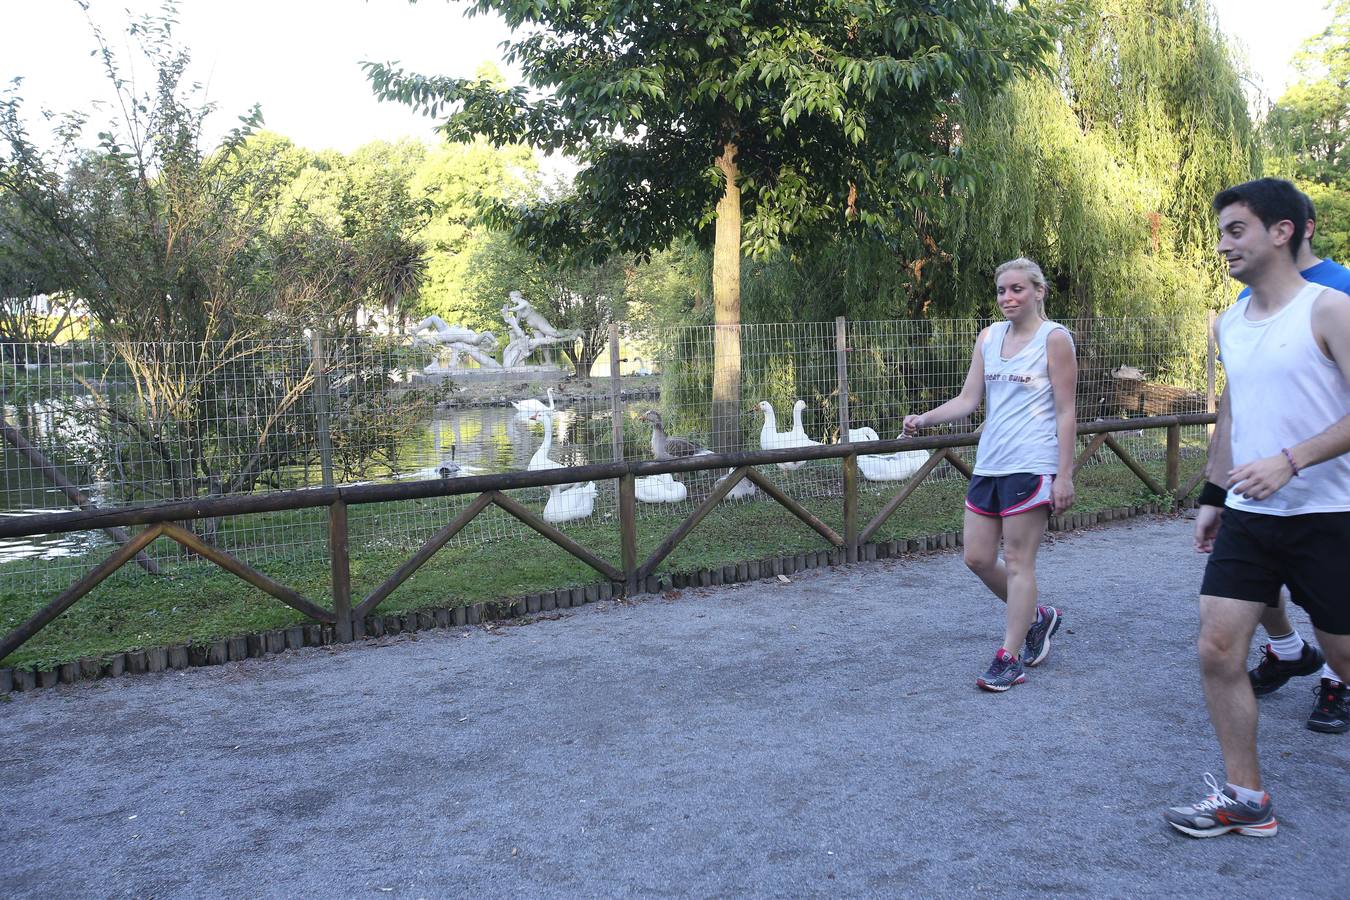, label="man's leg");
[1164,594,1279,838]
[1249,594,1326,695]
[1198,595,1267,788]
[1259,597,1296,639]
